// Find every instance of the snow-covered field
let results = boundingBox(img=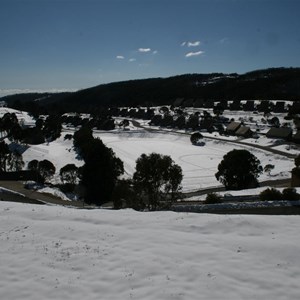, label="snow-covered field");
[14,128,294,193]
[1,108,299,299]
[97,131,294,192]
[1,201,300,300]
[0,107,296,193]
[22,132,84,183]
